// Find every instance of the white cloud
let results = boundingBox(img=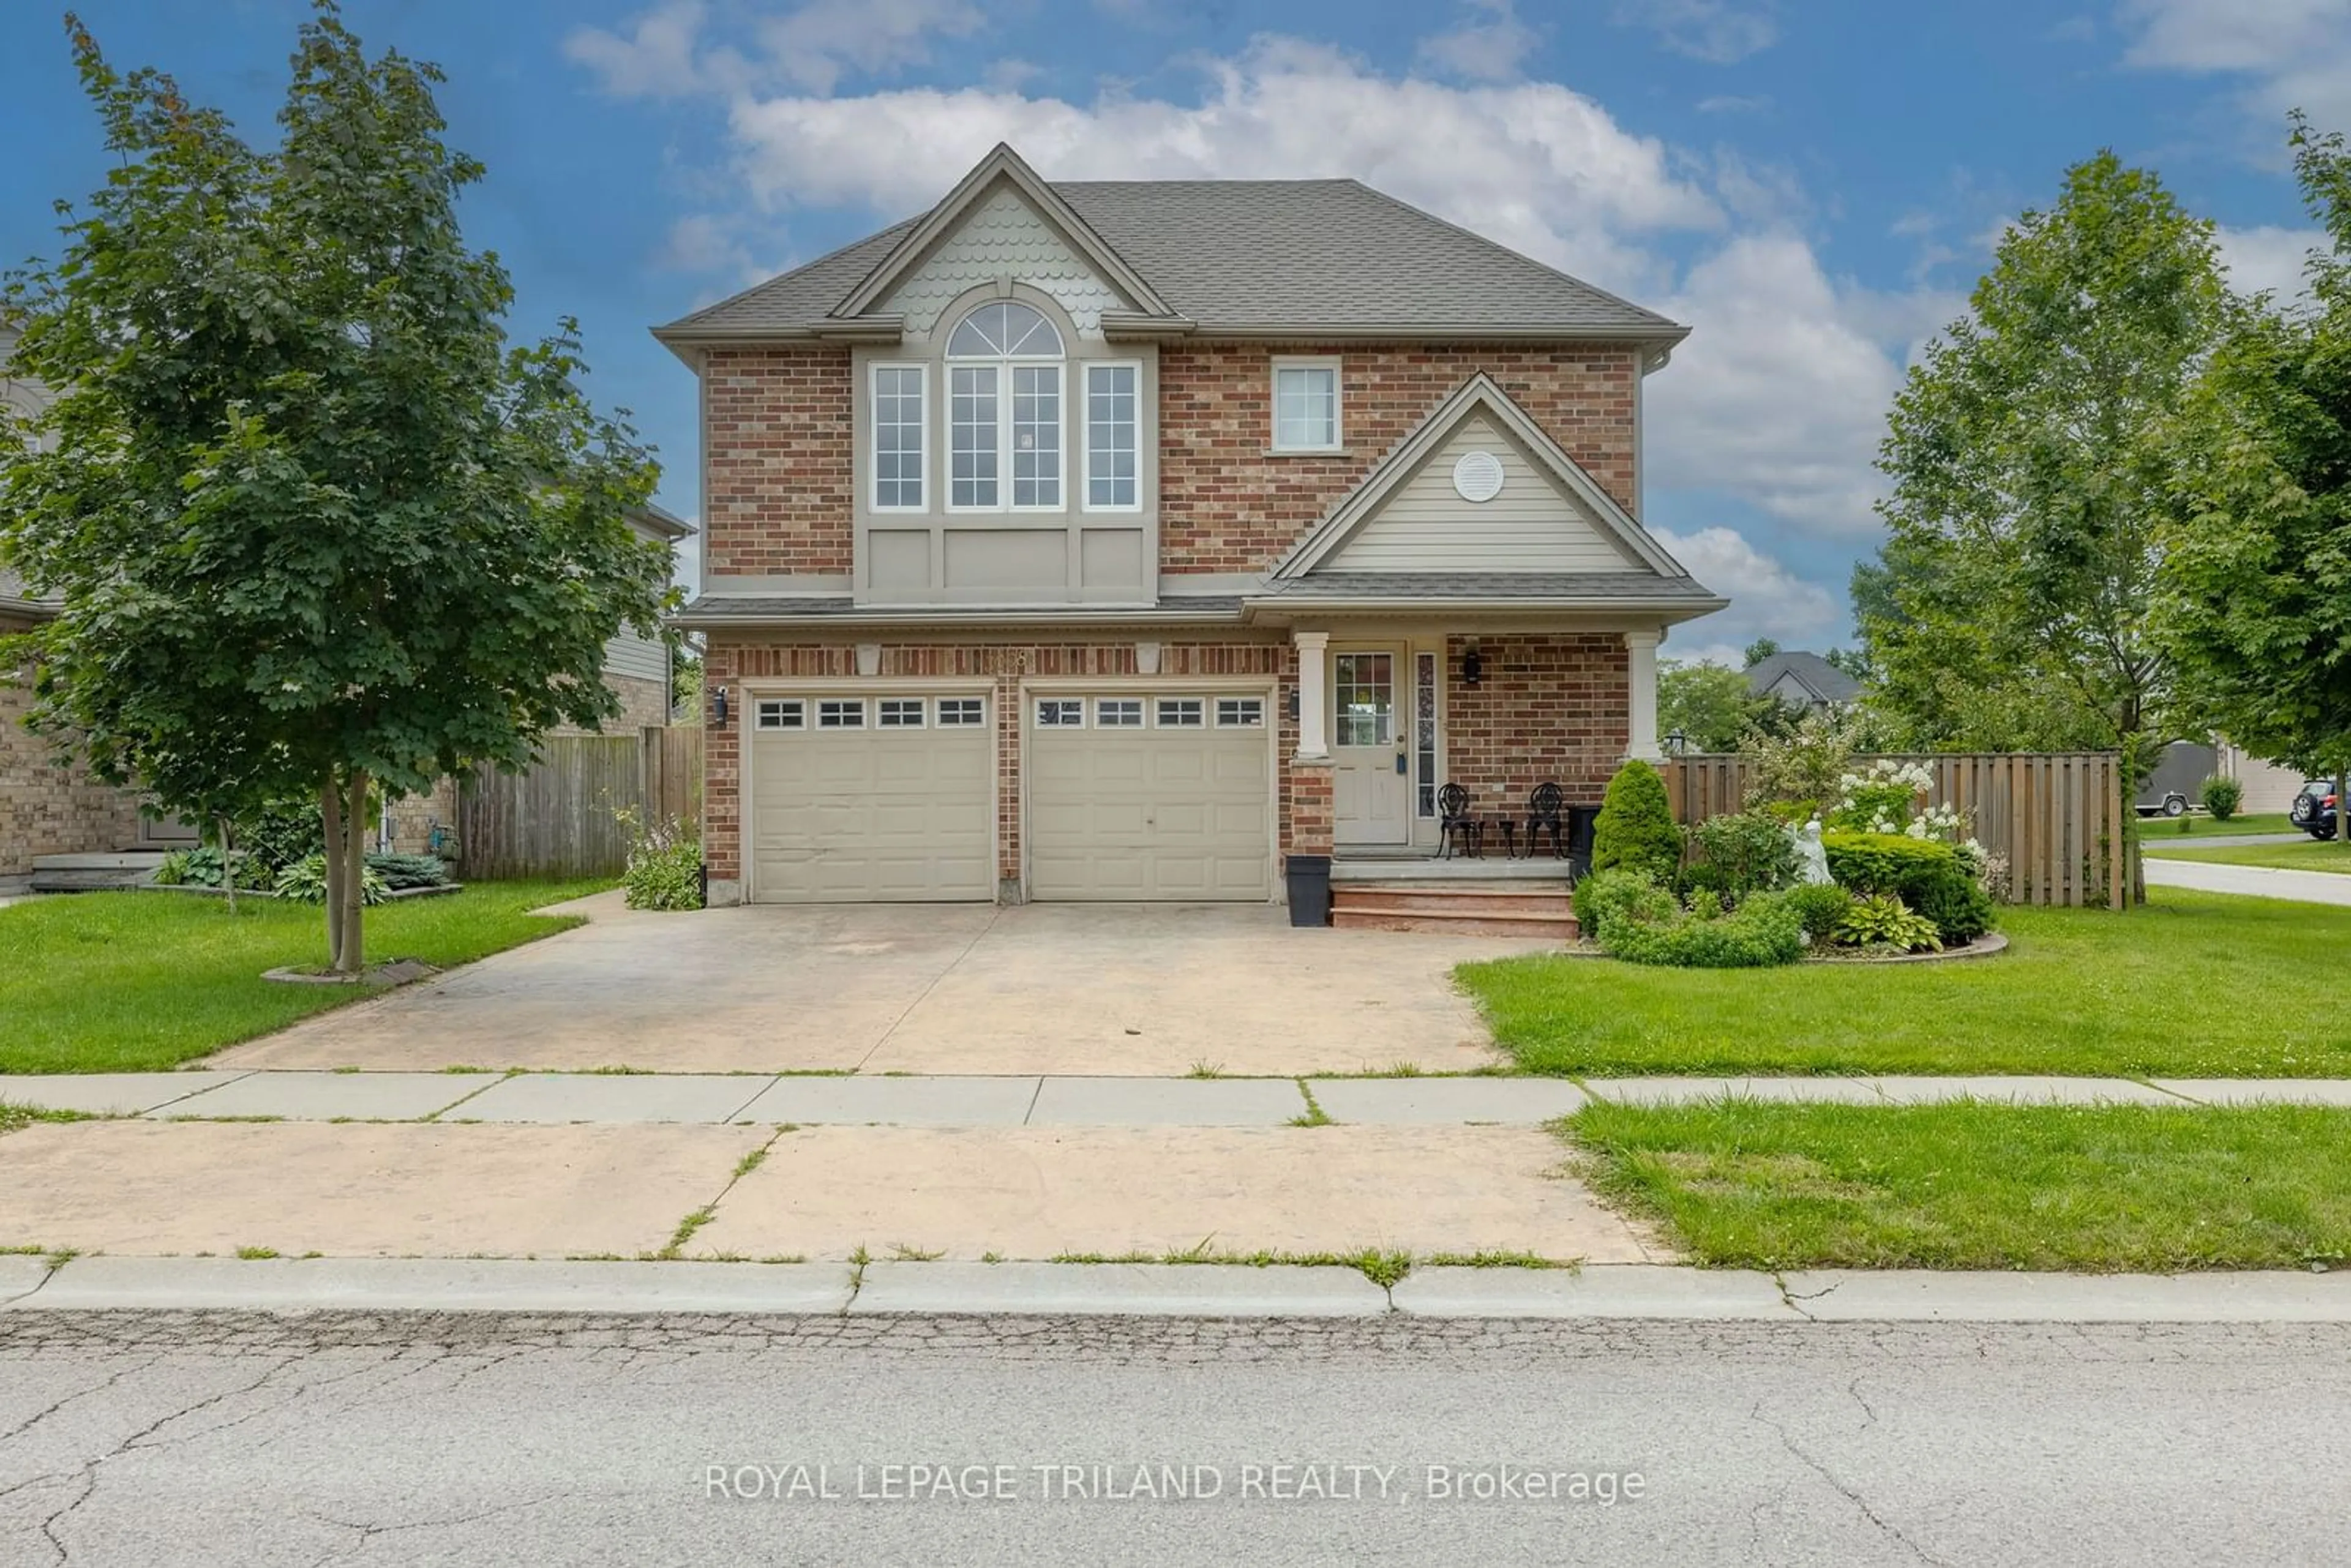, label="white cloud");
[1652,526,1845,658]
[2118,0,2351,136]
[1612,1,1778,66]
[1696,94,1773,114]
[757,0,984,94]
[568,0,983,100]
[2216,223,2330,304]
[1415,0,1540,84]
[564,1,723,99]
